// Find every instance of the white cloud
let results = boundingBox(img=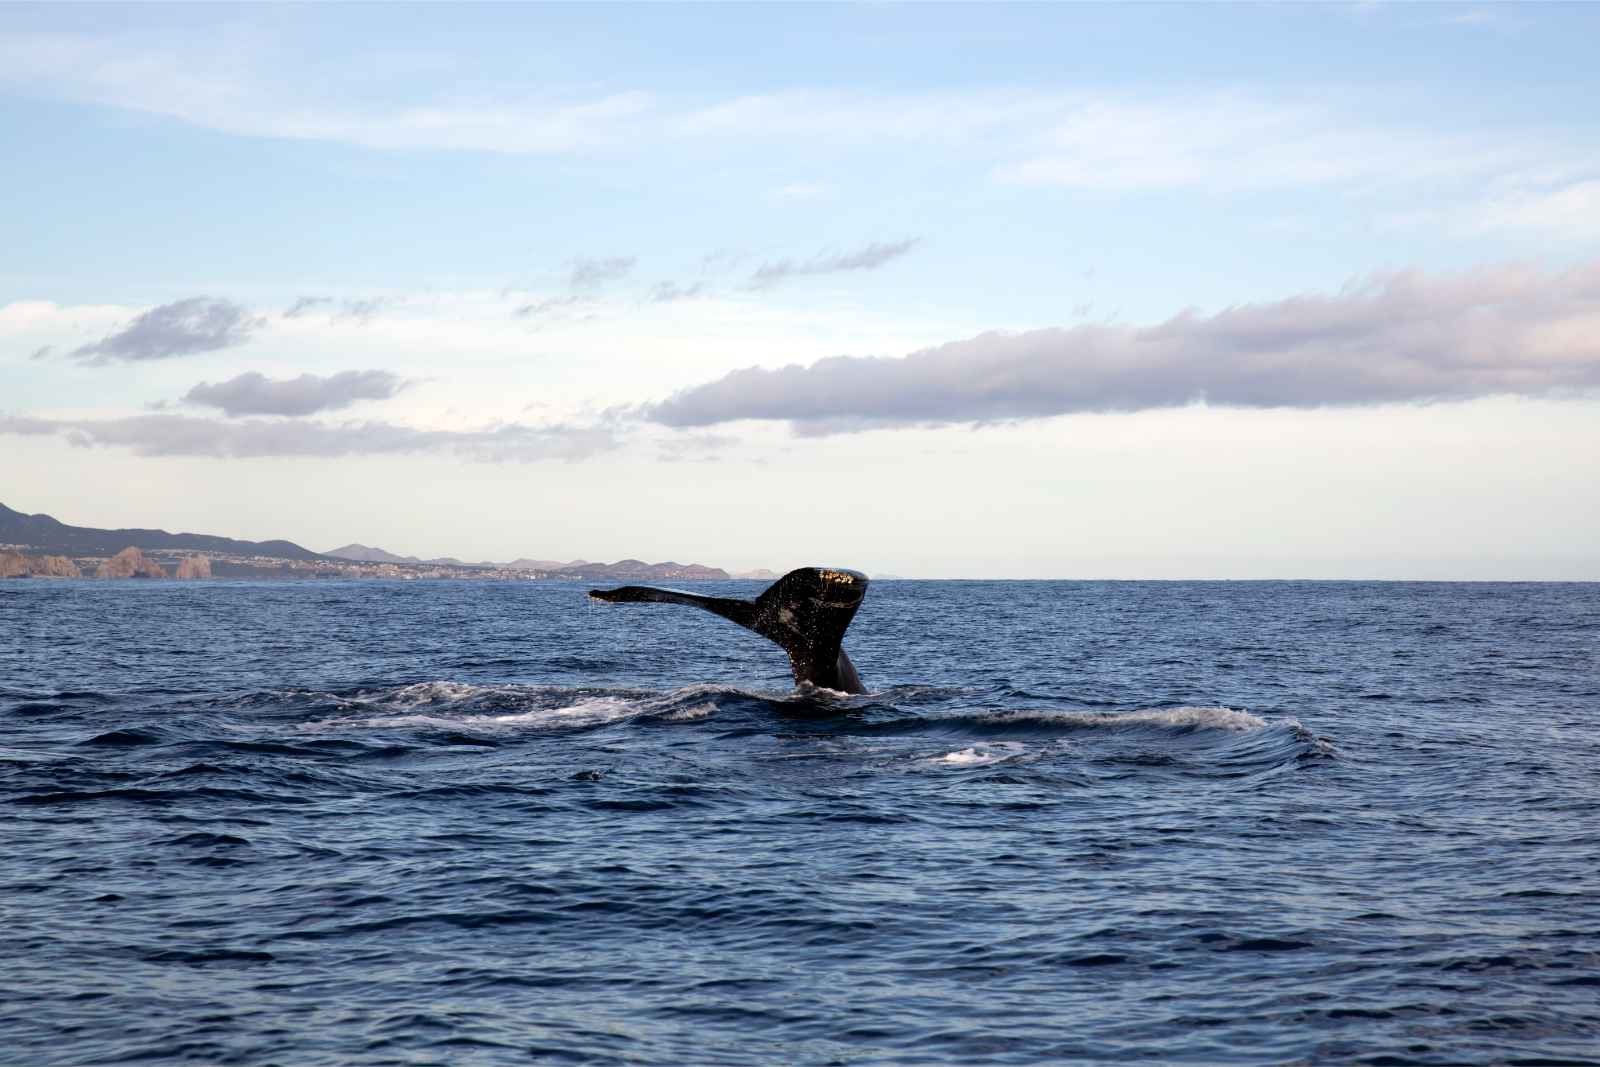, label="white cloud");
[0,28,1582,204]
[0,411,616,462]
[1473,180,1600,238]
[992,93,1536,191]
